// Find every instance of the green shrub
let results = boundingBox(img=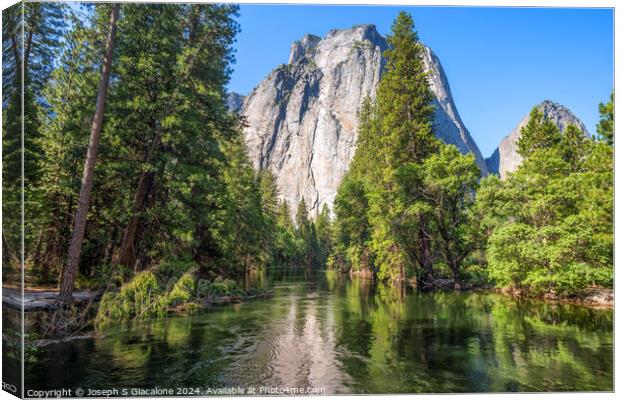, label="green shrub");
[165,273,196,307]
[95,271,251,330]
[96,271,163,327]
[211,278,241,295]
[196,279,212,298]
